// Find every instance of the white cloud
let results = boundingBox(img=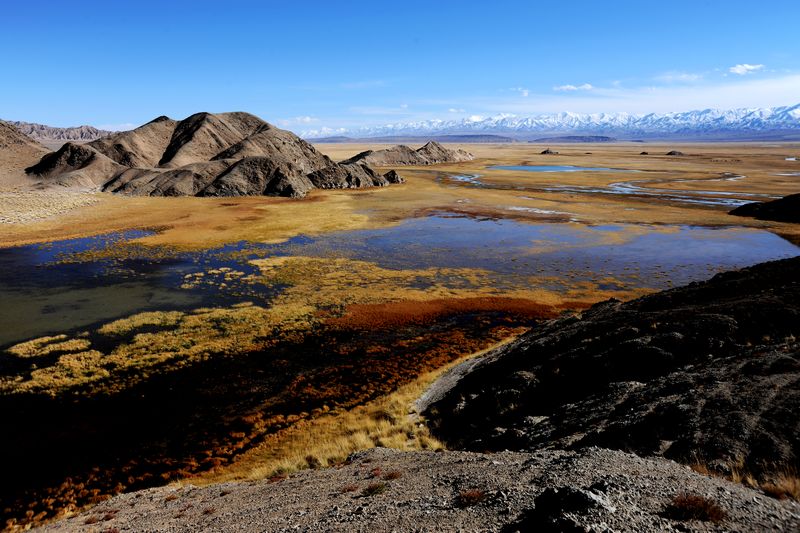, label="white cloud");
[400,103,409,109]
[510,87,530,97]
[467,115,484,122]
[553,83,594,91]
[448,108,465,113]
[278,116,319,126]
[729,63,765,75]
[656,71,703,83]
